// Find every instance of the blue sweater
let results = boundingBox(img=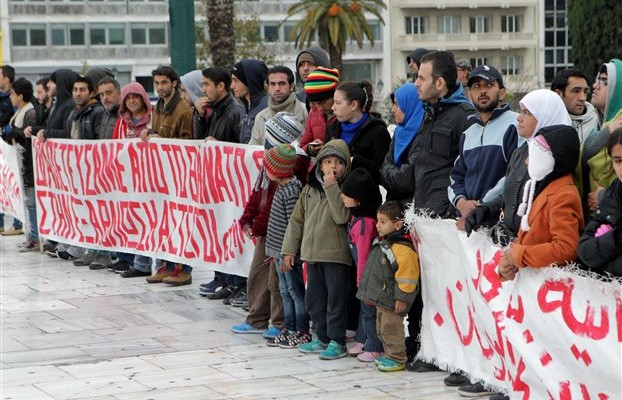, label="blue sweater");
[448,105,521,209]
